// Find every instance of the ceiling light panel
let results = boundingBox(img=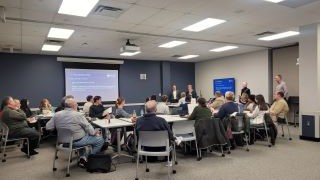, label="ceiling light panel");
[258,31,299,41]
[48,27,74,39]
[58,0,100,17]
[182,18,226,32]
[210,46,238,52]
[178,55,199,59]
[158,41,187,48]
[42,44,62,52]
